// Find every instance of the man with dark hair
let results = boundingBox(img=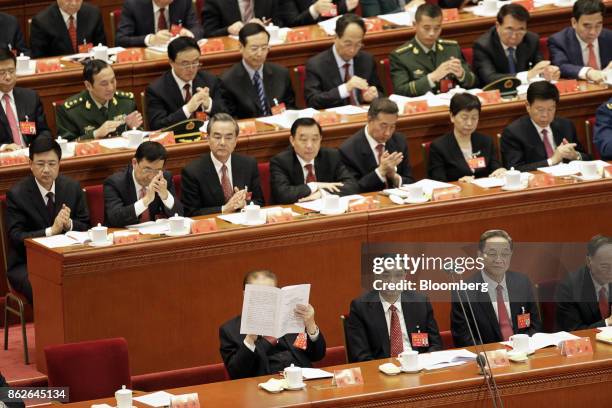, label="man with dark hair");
[6,136,90,303]
[549,0,611,82]
[181,113,264,215]
[116,0,203,48]
[391,4,476,96]
[202,0,282,38]
[221,23,294,119]
[473,4,560,86]
[279,0,359,27]
[501,81,590,171]
[270,117,357,204]
[0,48,51,151]
[339,98,413,193]
[594,97,612,160]
[219,269,326,379]
[103,141,182,227]
[146,37,226,130]
[56,60,143,140]
[451,230,541,347]
[305,13,383,109]
[30,0,106,58]
[556,235,612,331]
[0,12,30,56]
